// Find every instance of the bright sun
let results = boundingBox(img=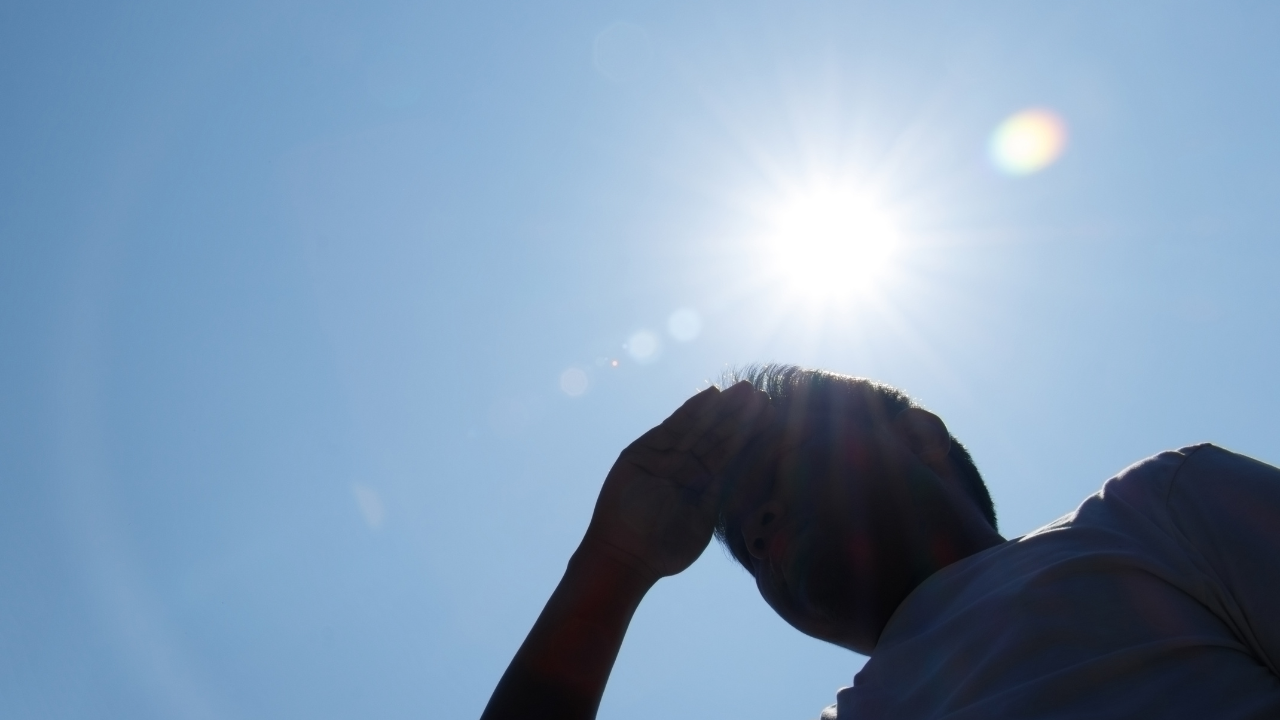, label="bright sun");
[764,186,899,301]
